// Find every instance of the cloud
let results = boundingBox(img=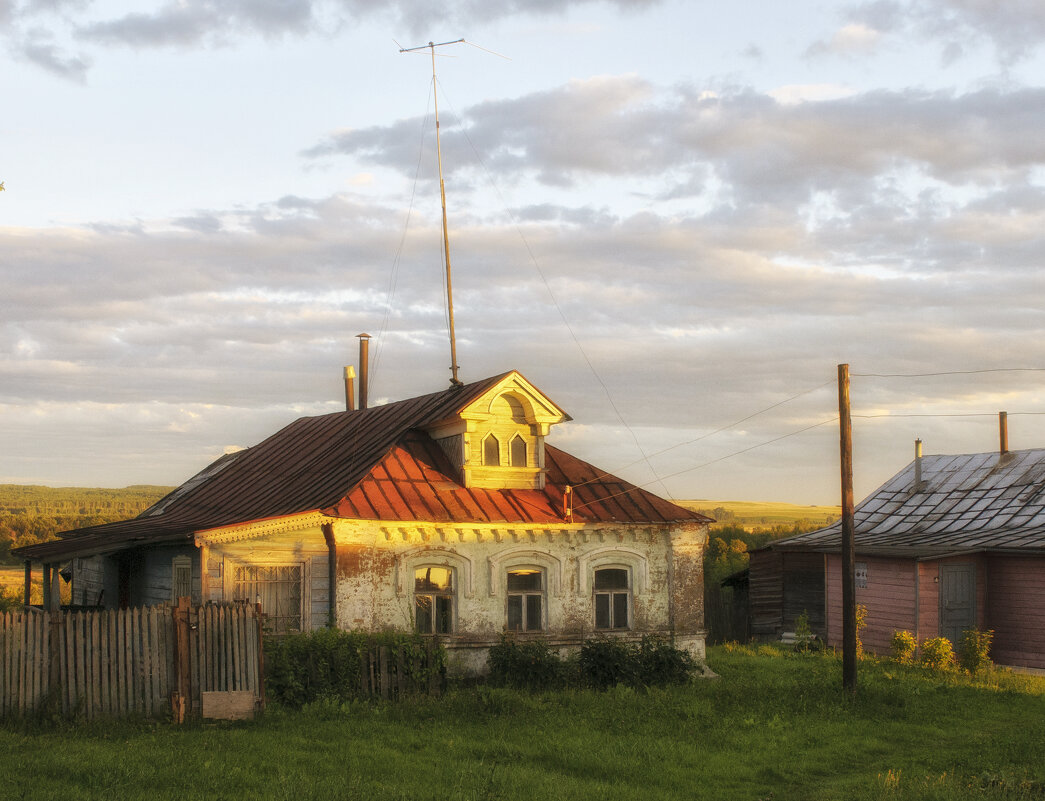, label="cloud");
[844,0,1045,65]
[805,22,882,58]
[18,36,90,80]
